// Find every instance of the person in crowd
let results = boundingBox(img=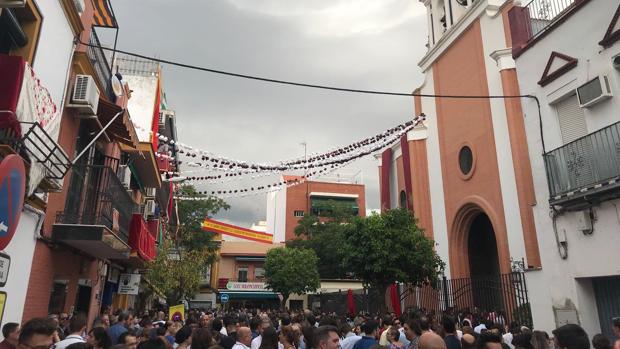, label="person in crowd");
[591,334,611,349]
[352,322,378,349]
[251,319,262,340]
[0,323,19,349]
[386,327,404,349]
[404,319,422,349]
[137,338,167,349]
[279,326,299,349]
[551,324,590,349]
[419,332,446,349]
[109,312,134,345]
[55,314,88,349]
[251,319,274,349]
[258,327,279,349]
[119,332,138,349]
[418,320,431,336]
[303,326,319,349]
[530,331,549,349]
[314,326,341,349]
[213,319,235,349]
[89,327,112,349]
[476,333,502,349]
[173,326,192,349]
[612,318,620,349]
[460,335,475,349]
[379,316,394,346]
[18,318,56,349]
[442,317,460,349]
[511,333,532,349]
[193,328,214,349]
[65,343,91,349]
[234,328,253,349]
